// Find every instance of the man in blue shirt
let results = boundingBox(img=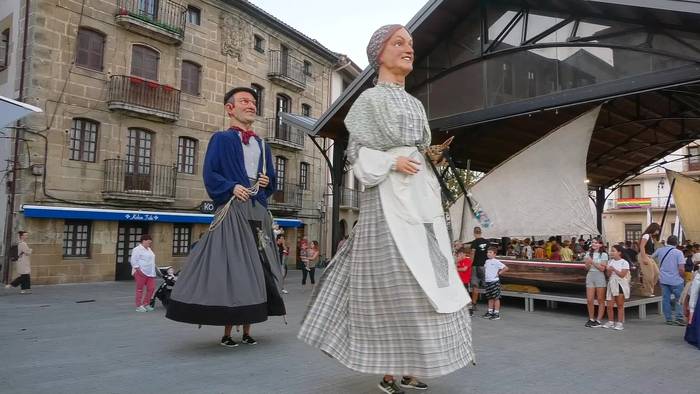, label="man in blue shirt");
[652,235,686,325]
